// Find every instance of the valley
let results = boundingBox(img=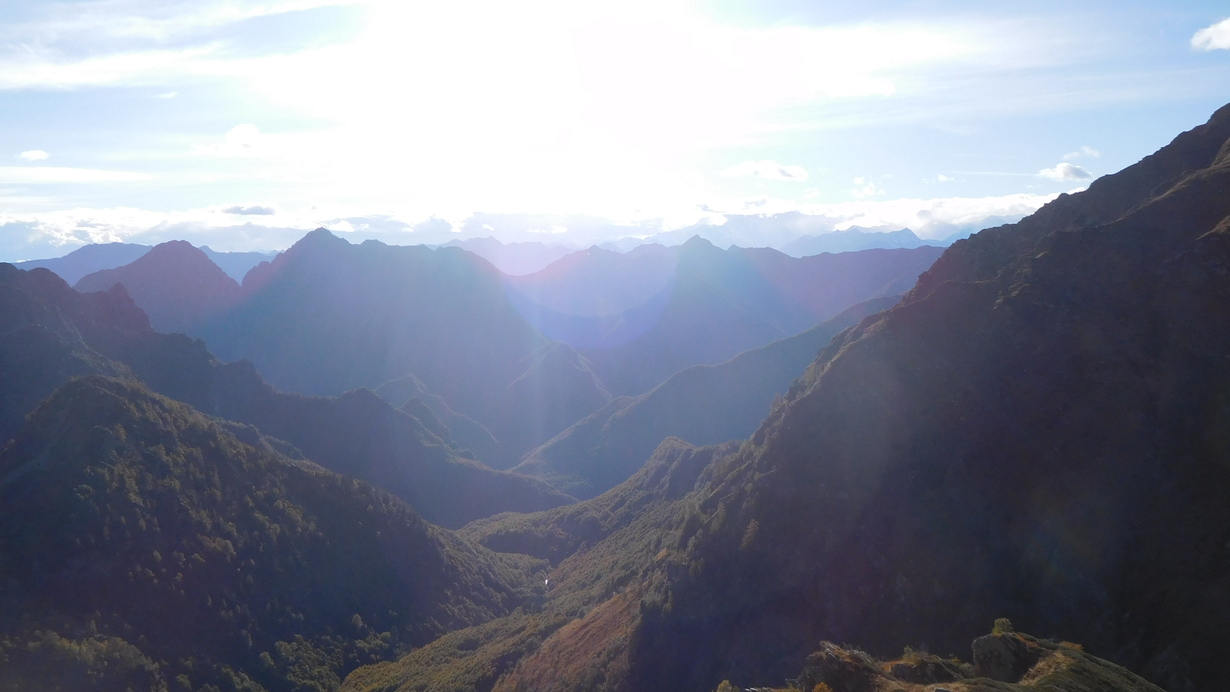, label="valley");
[2,104,1230,692]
